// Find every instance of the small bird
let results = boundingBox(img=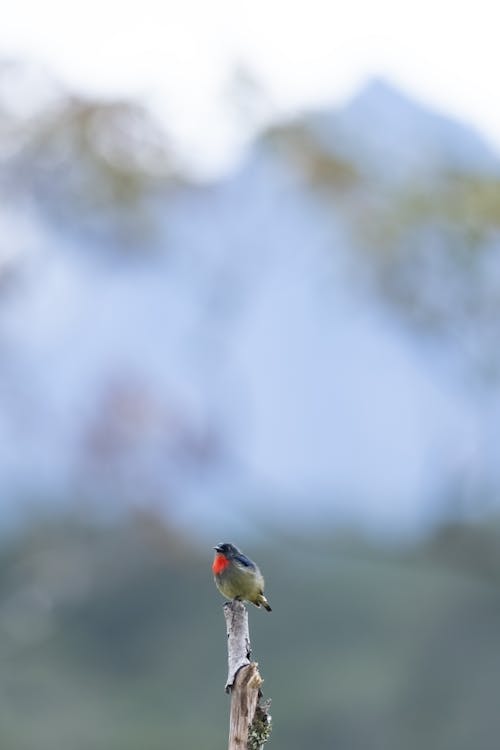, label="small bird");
[212,542,272,611]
